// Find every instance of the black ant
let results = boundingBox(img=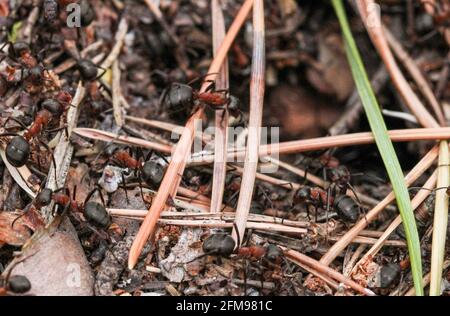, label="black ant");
[294,185,359,223]
[1,94,71,169]
[108,148,167,204]
[164,75,242,120]
[422,0,450,27]
[76,59,106,83]
[12,183,111,230]
[0,41,55,94]
[0,262,31,296]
